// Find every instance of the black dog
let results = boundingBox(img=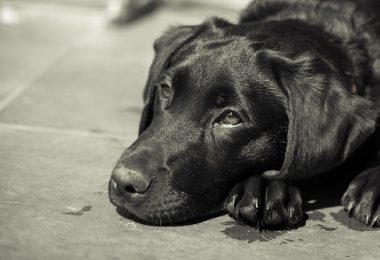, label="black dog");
[109,0,380,228]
